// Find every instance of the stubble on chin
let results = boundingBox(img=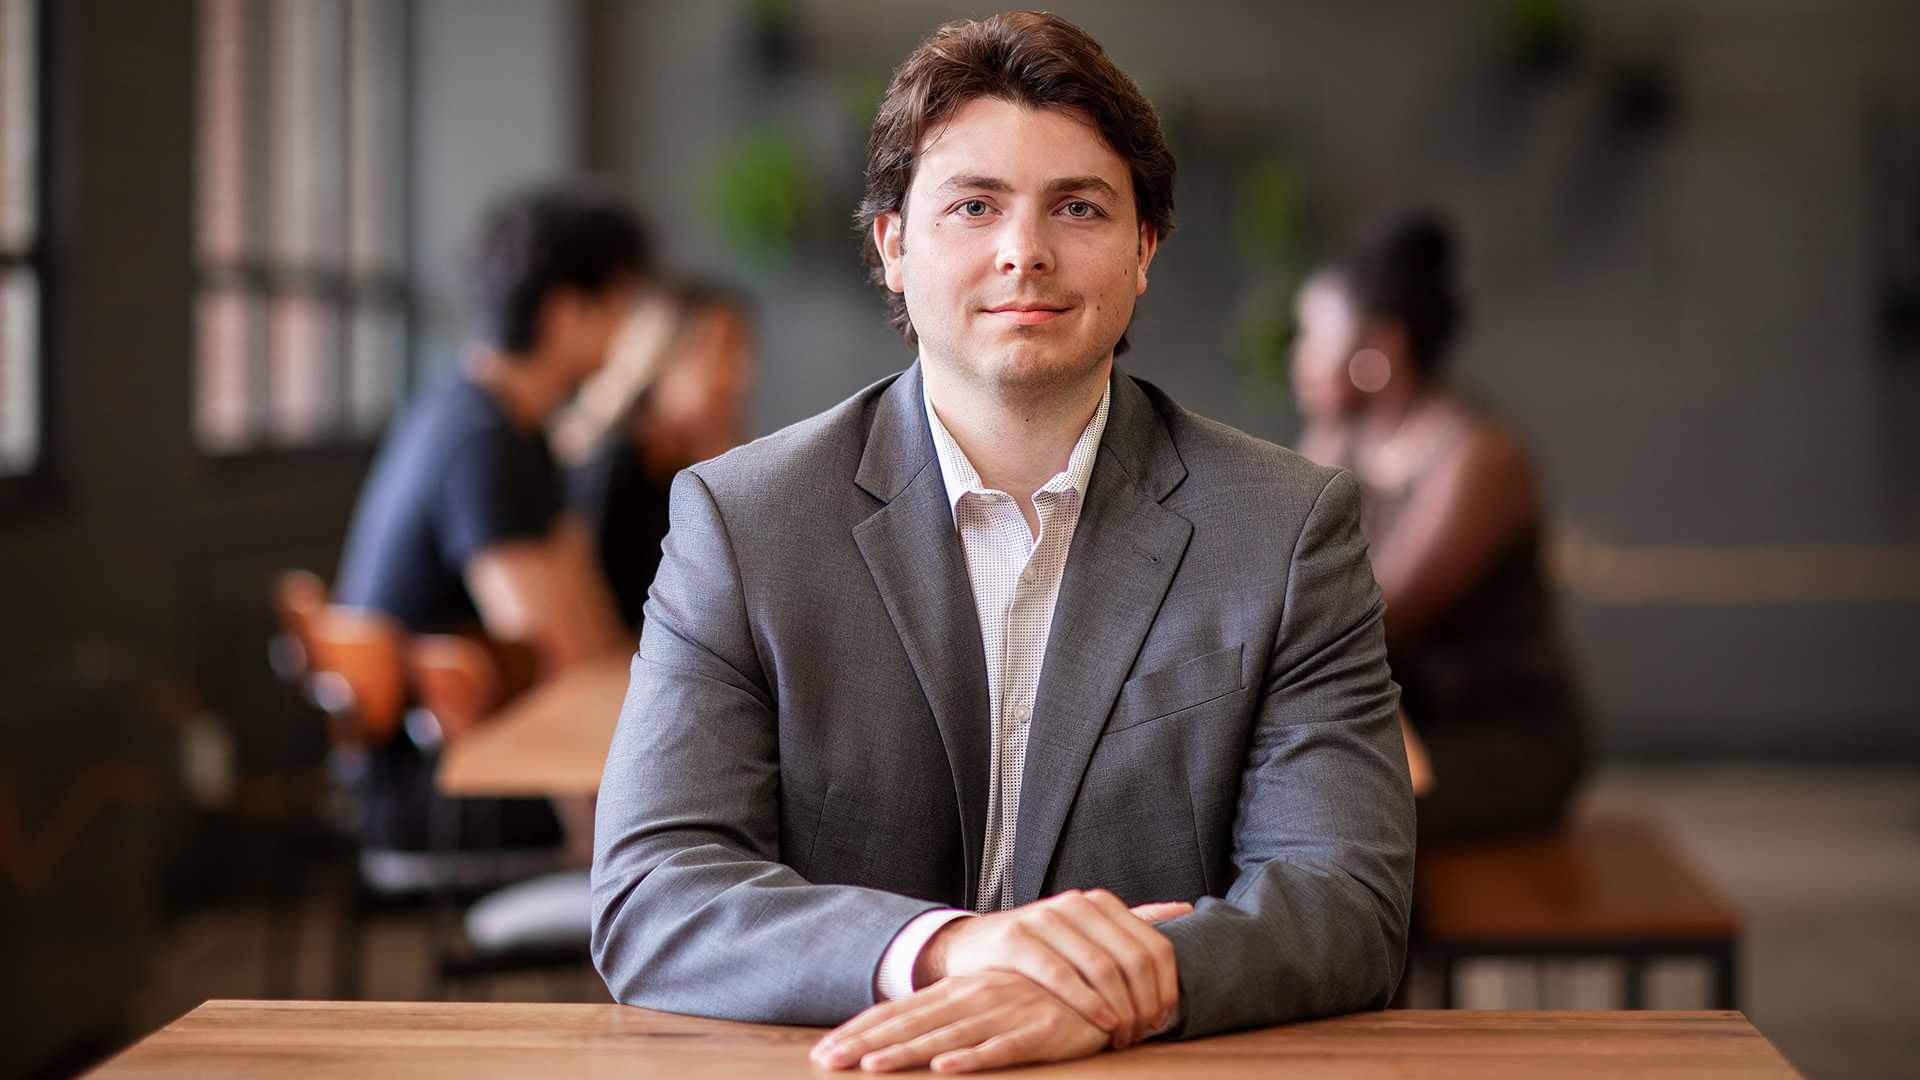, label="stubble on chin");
[974,336,1111,407]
